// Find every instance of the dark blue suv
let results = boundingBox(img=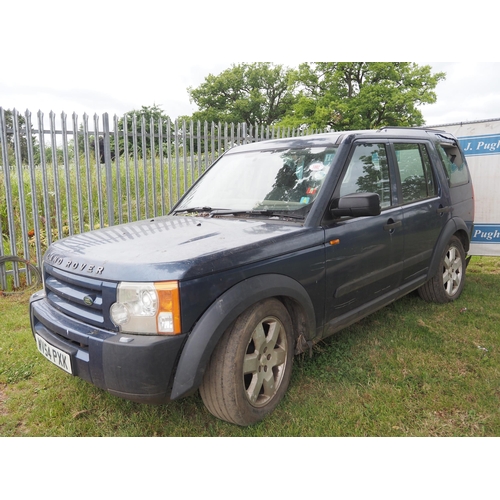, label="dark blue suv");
[30,127,474,425]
